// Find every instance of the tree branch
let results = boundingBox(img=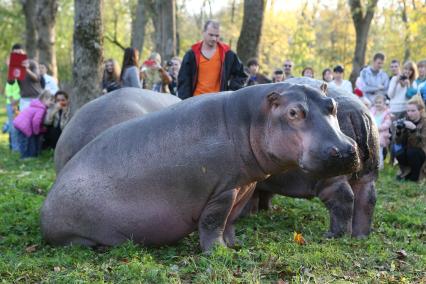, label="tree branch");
[104,34,125,50]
